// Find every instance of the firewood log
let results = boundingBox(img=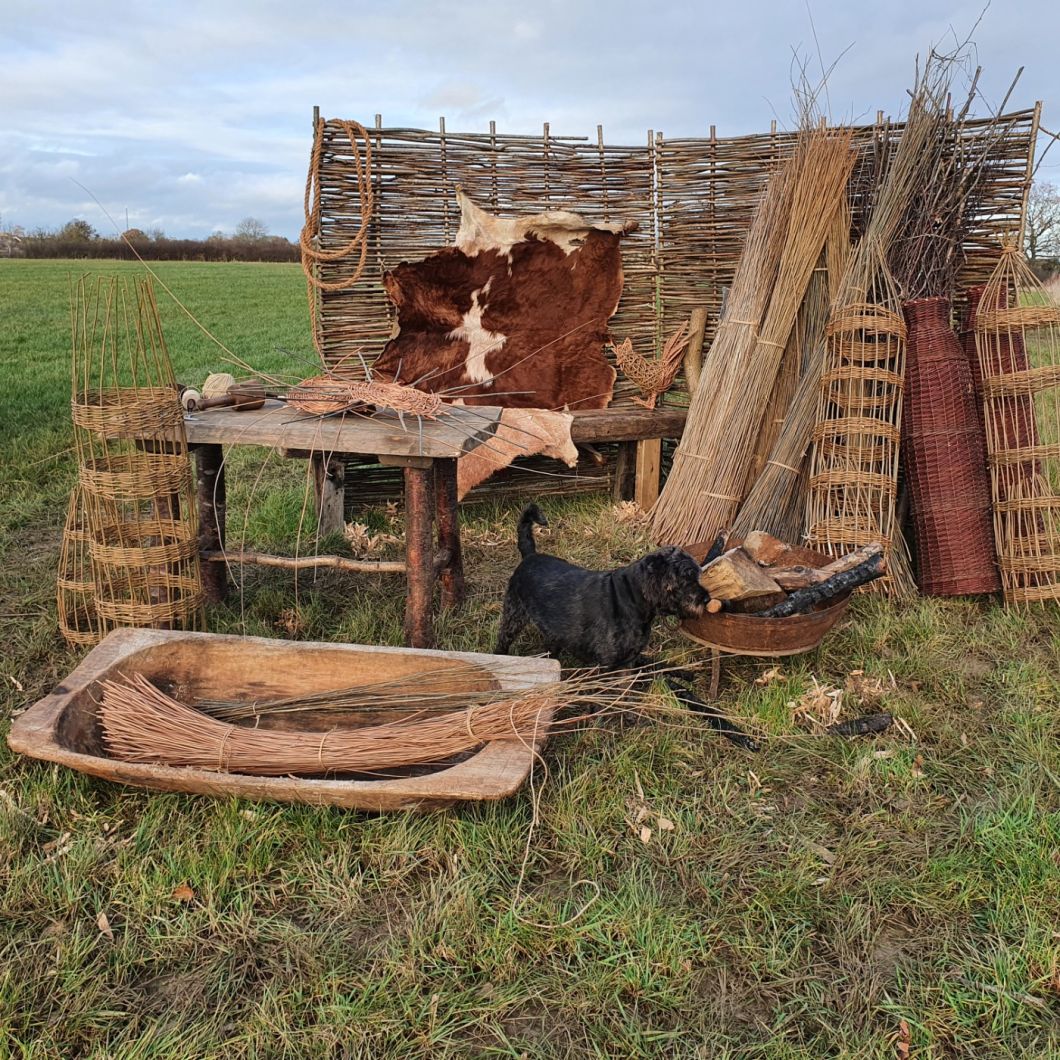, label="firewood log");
[699,548,782,603]
[753,552,886,617]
